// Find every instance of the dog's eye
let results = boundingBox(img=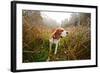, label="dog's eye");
[66,32,68,34]
[61,36,63,38]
